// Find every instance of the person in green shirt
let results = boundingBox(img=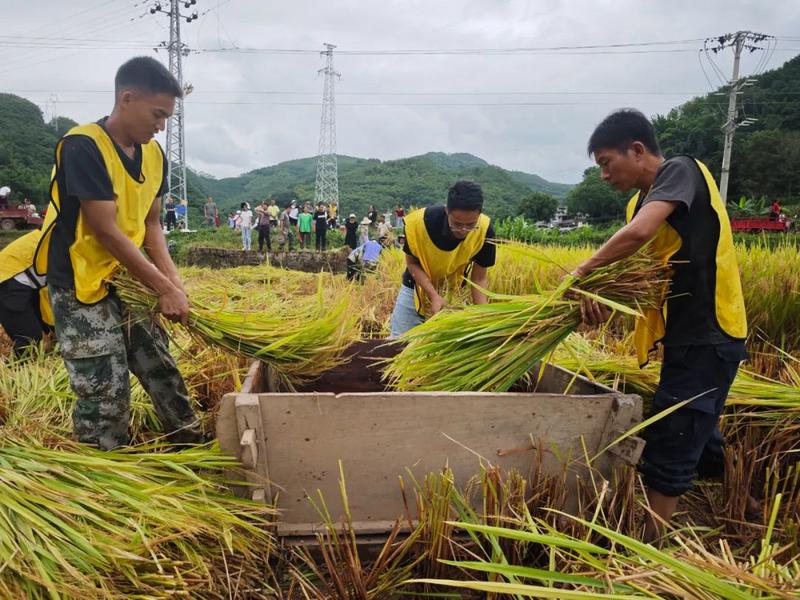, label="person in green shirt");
[297,204,313,249]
